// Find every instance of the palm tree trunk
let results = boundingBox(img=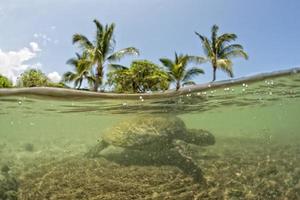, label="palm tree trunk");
[93,75,100,91]
[176,80,180,91]
[93,65,103,92]
[77,79,82,89]
[212,67,217,82]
